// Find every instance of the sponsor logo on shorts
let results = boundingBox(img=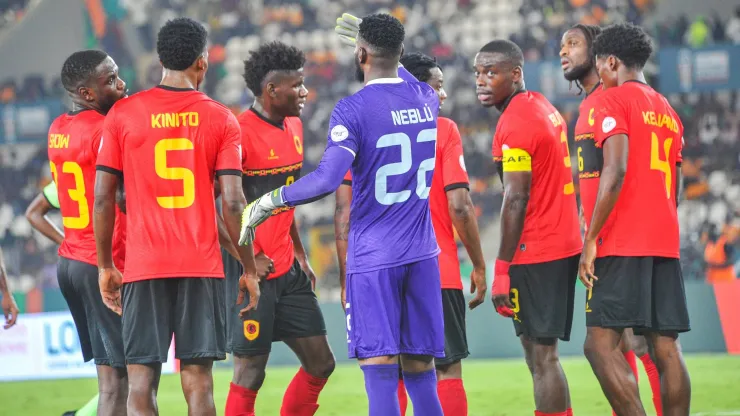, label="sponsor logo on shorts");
[243,320,260,341]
